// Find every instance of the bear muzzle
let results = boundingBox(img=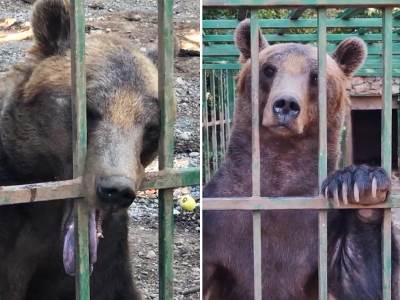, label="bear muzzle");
[95,175,136,210]
[272,96,301,124]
